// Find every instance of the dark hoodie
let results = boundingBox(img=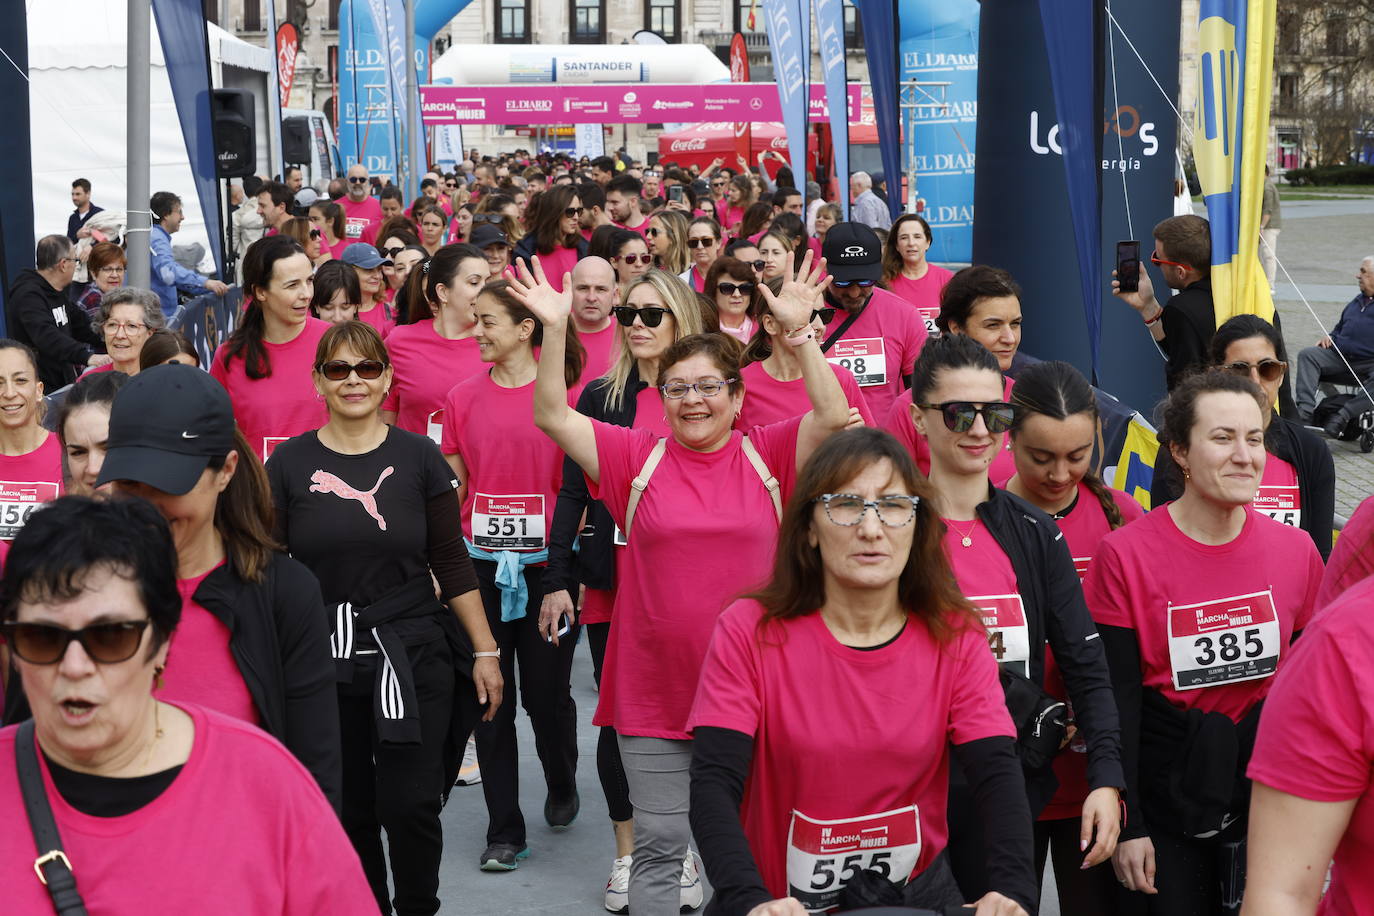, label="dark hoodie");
[5,268,102,390]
